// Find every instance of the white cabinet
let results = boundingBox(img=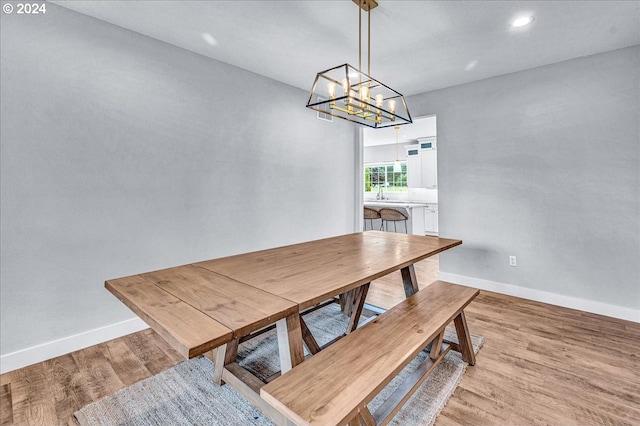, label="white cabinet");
[405,145,421,188]
[424,203,439,235]
[406,139,437,189]
[418,138,437,189]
